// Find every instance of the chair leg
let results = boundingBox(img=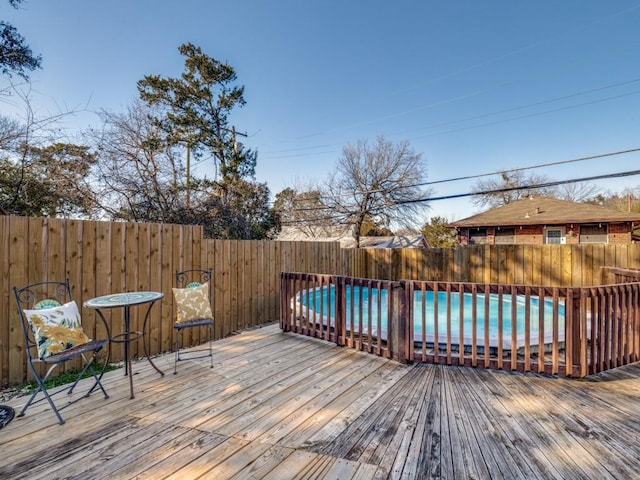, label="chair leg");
[209,323,214,368]
[40,387,66,425]
[174,329,180,375]
[18,346,109,425]
[86,353,110,399]
[66,353,97,395]
[18,385,42,419]
[173,324,213,373]
[20,364,66,425]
